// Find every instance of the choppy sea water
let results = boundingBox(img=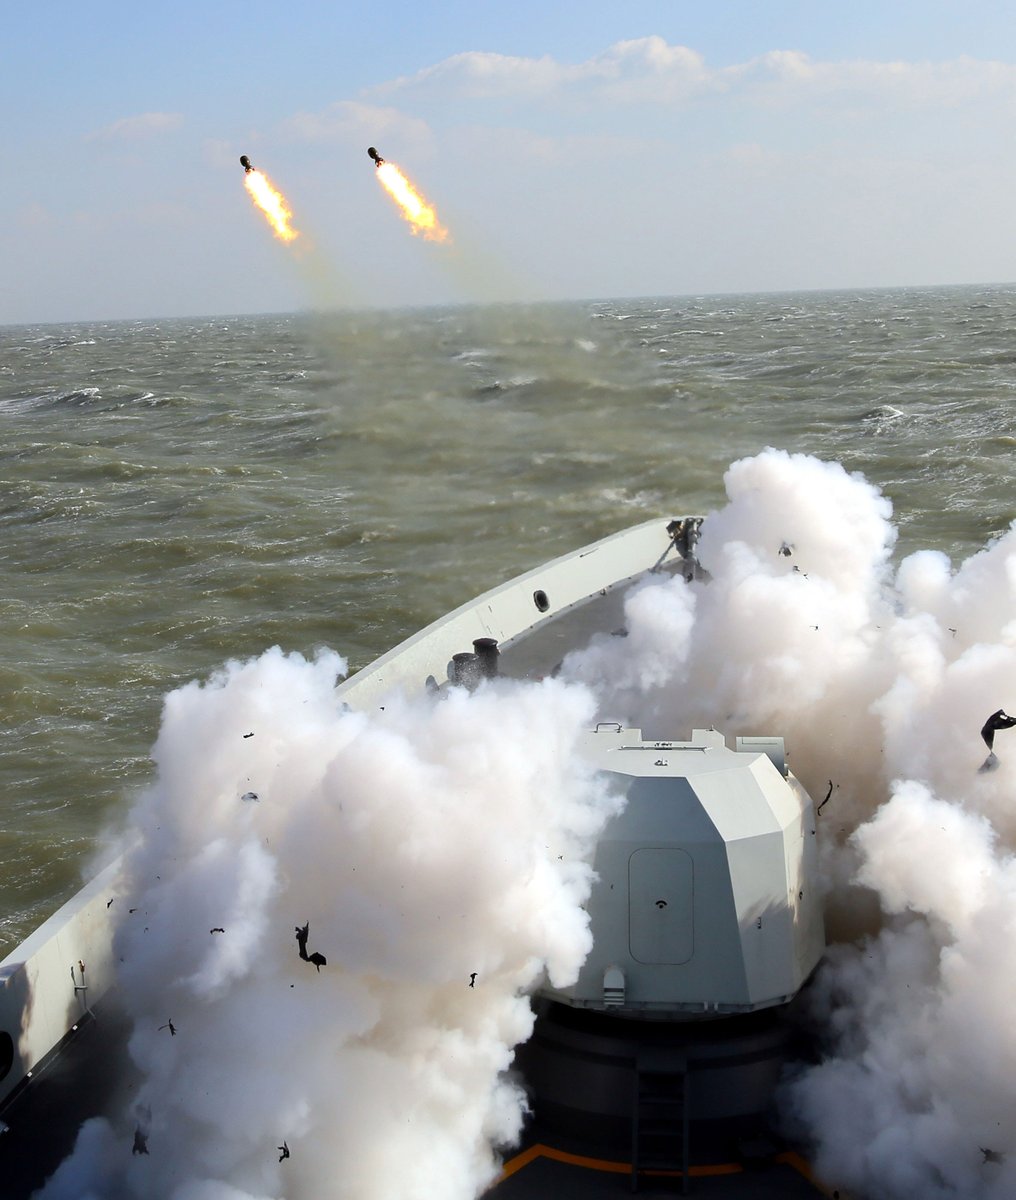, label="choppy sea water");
[2,285,1014,954]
